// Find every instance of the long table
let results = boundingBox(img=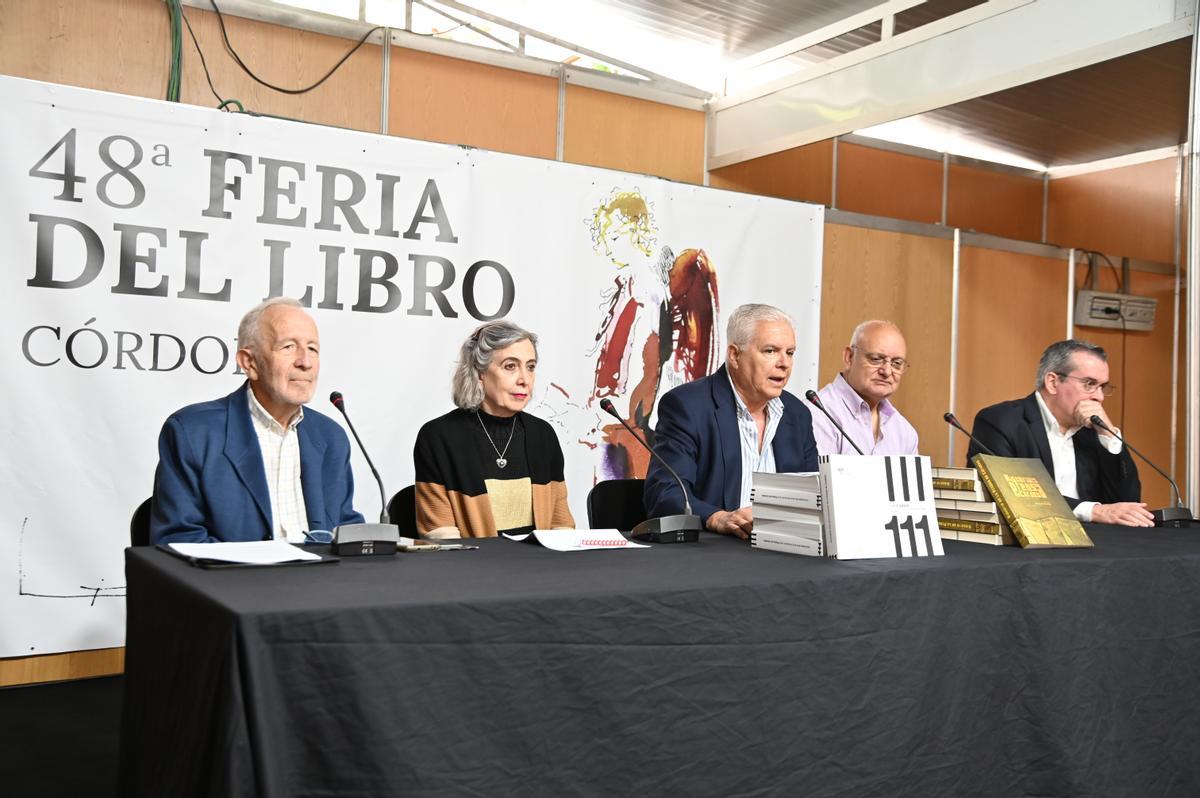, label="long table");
[118,528,1200,797]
